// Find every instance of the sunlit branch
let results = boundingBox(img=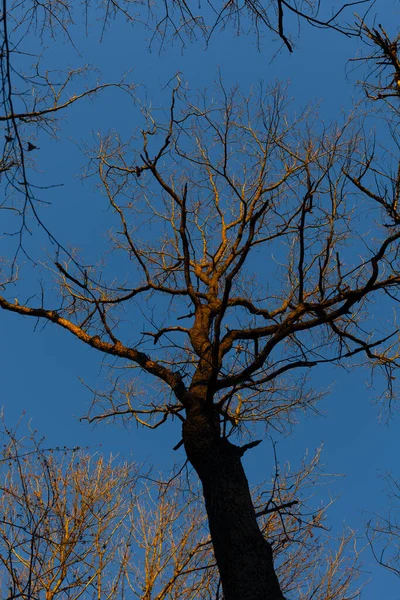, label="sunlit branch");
[0,296,187,400]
